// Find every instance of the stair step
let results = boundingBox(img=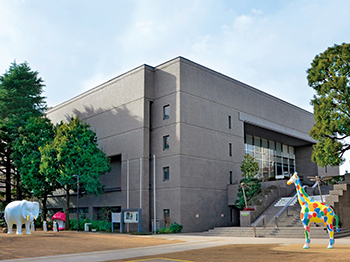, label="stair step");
[330,190,344,196]
[204,226,350,238]
[333,184,347,191]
